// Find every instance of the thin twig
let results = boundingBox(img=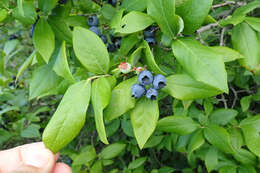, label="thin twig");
[230,85,238,109]
[221,94,228,109]
[220,27,227,46]
[196,23,219,33]
[212,1,236,9]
